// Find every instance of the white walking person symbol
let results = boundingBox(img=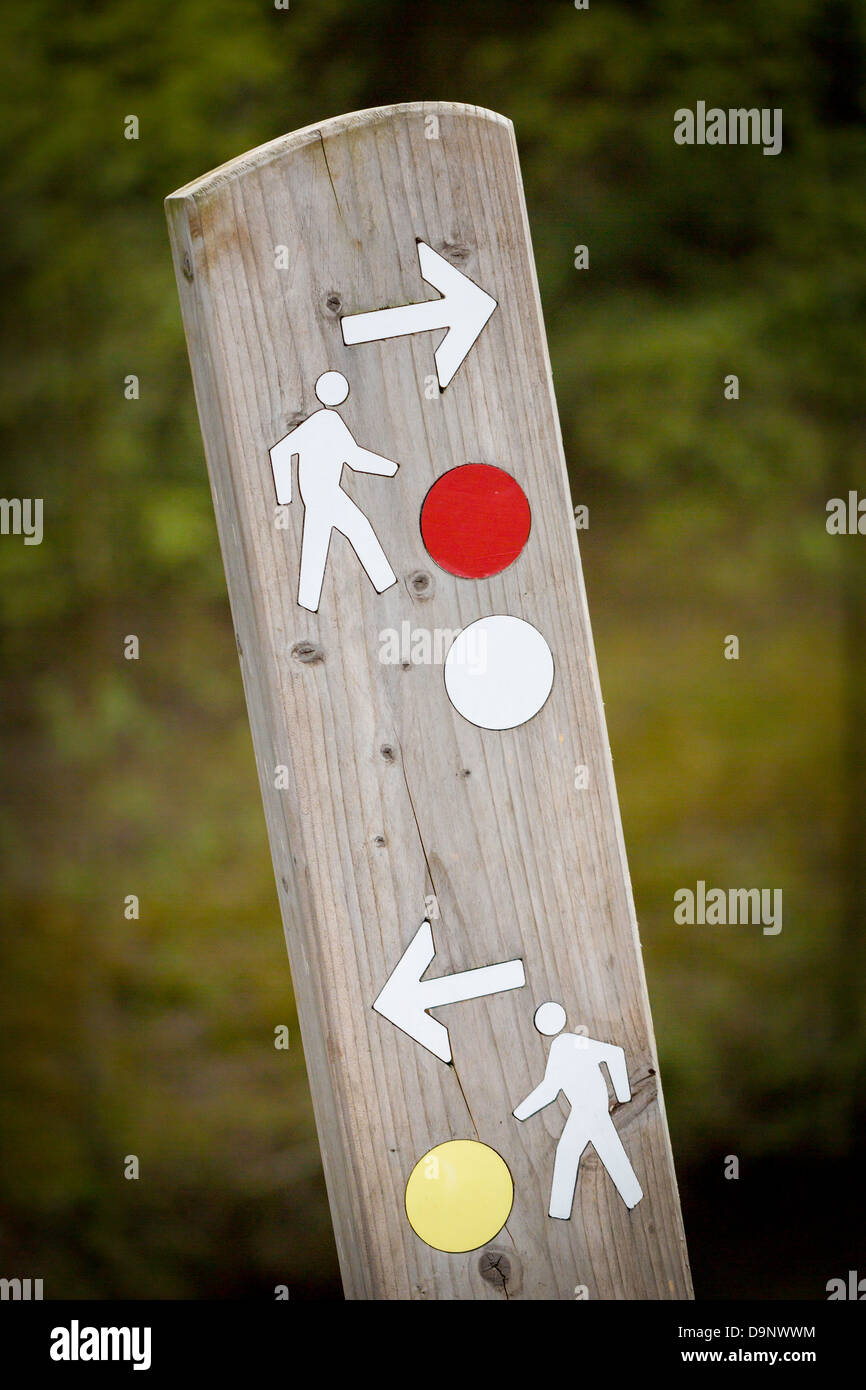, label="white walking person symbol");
[268,371,400,612]
[513,1002,644,1219]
